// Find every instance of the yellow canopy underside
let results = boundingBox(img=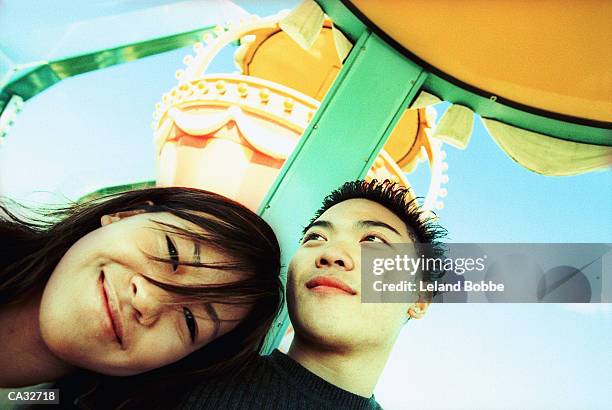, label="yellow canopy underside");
[350,0,612,123]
